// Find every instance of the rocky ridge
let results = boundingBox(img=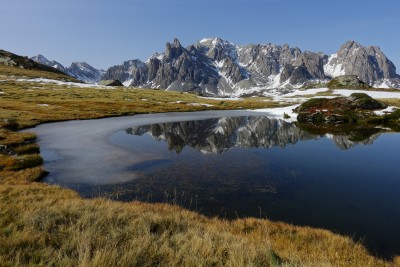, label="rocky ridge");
[104,38,400,96]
